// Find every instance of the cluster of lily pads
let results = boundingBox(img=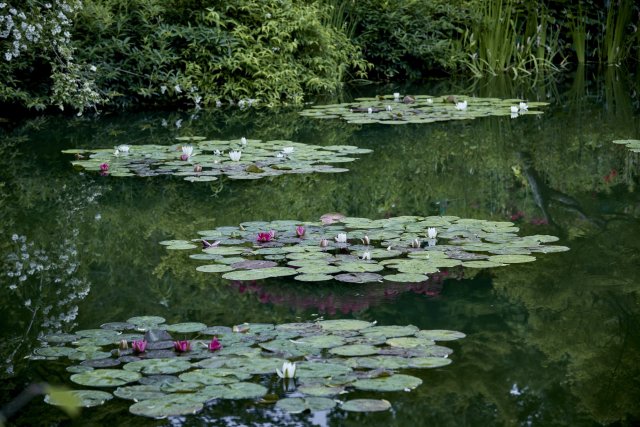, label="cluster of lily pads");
[162,214,569,283]
[299,94,548,125]
[612,139,640,153]
[62,137,372,182]
[36,317,465,418]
